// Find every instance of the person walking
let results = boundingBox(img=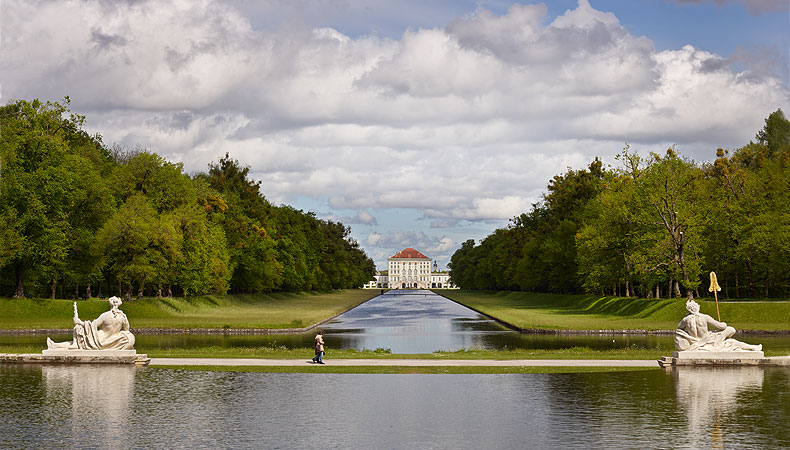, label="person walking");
[312,330,325,364]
